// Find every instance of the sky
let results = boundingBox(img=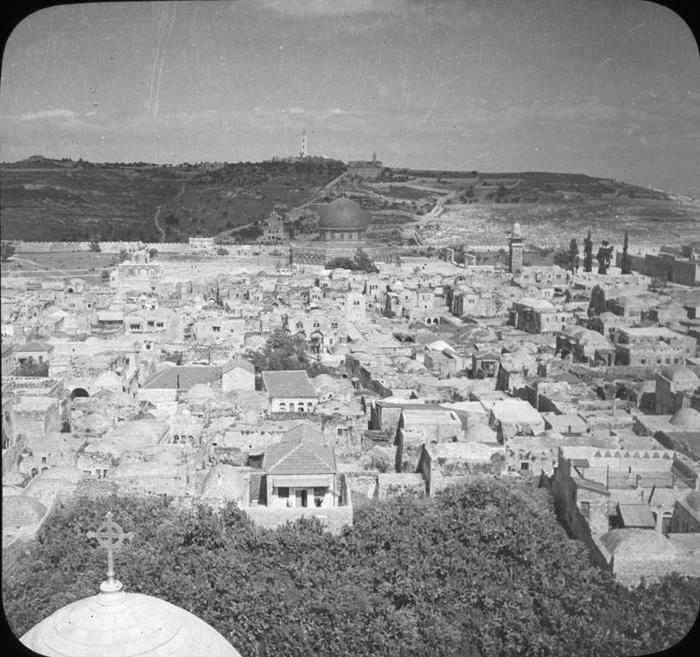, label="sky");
[0,0,698,196]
